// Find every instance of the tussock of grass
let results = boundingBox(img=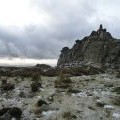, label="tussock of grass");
[55,74,72,89]
[62,111,77,120]
[112,87,120,94]
[112,95,120,106]
[32,75,41,82]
